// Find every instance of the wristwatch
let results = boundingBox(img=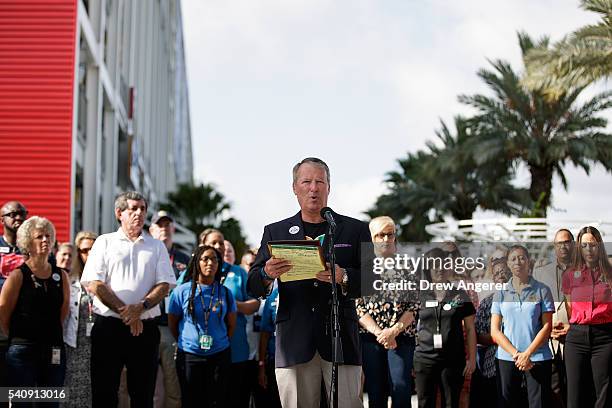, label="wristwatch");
[142,299,151,310]
[342,269,349,285]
